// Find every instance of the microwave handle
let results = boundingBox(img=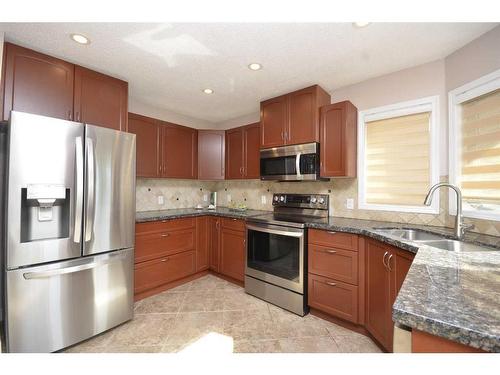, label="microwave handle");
[296,152,302,179]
